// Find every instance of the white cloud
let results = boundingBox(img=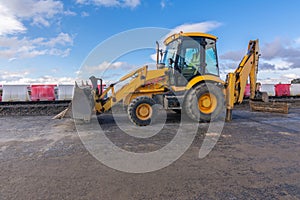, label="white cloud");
[281,73,298,79]
[160,0,166,9]
[45,33,73,47]
[257,66,300,84]
[220,37,300,72]
[64,10,77,16]
[0,70,30,81]
[0,0,75,61]
[263,58,292,70]
[260,38,300,69]
[0,32,73,59]
[0,3,26,35]
[77,61,138,84]
[170,21,222,35]
[0,1,75,60]
[48,48,71,57]
[123,0,140,8]
[295,37,300,45]
[219,37,300,83]
[93,0,120,7]
[76,0,141,8]
[82,61,132,74]
[150,53,157,62]
[33,75,75,84]
[3,0,64,28]
[220,50,244,61]
[258,76,297,84]
[153,21,222,52]
[81,11,90,17]
[160,0,171,9]
[0,69,75,84]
